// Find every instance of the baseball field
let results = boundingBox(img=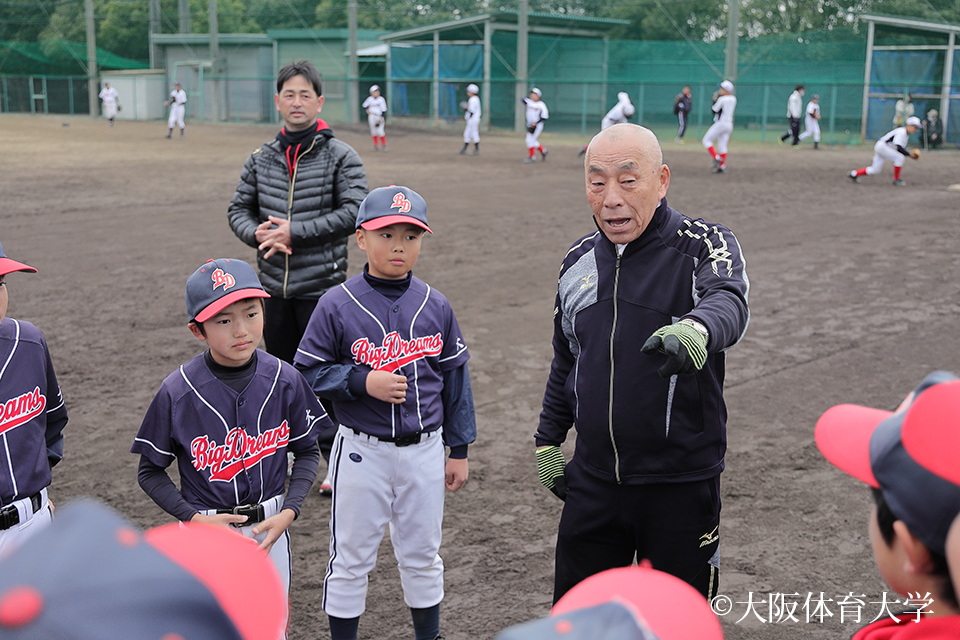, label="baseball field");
[3,112,960,639]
